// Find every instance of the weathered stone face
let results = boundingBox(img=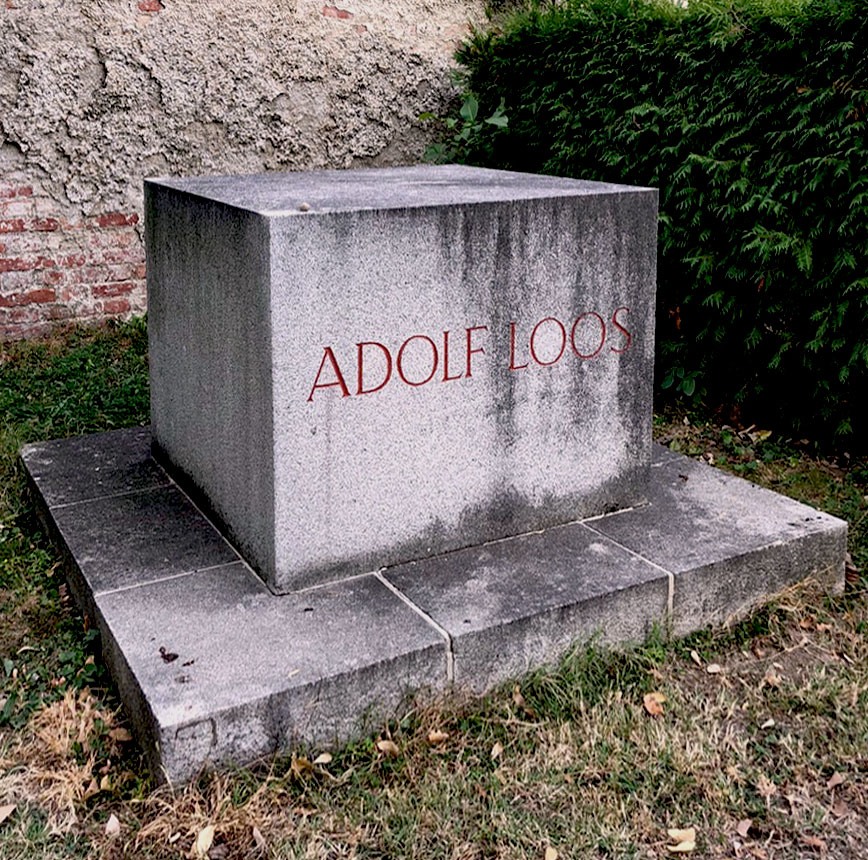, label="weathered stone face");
[146,164,658,593]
